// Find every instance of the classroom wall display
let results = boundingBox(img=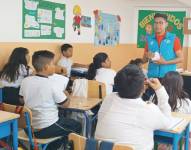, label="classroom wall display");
[137,10,186,48]
[184,18,191,35]
[22,0,65,39]
[81,16,91,28]
[94,10,121,46]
